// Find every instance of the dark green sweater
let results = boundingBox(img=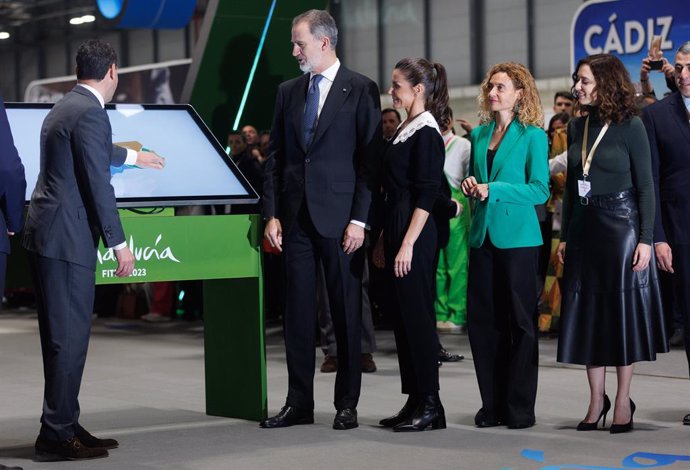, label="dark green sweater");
[561,110,655,244]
